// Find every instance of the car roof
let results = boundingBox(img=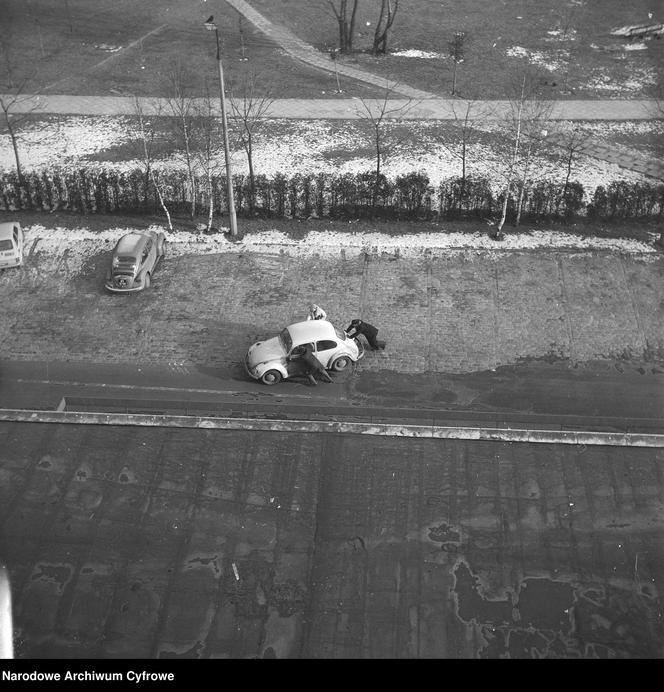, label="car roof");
[0,222,20,240]
[287,320,338,344]
[115,232,148,255]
